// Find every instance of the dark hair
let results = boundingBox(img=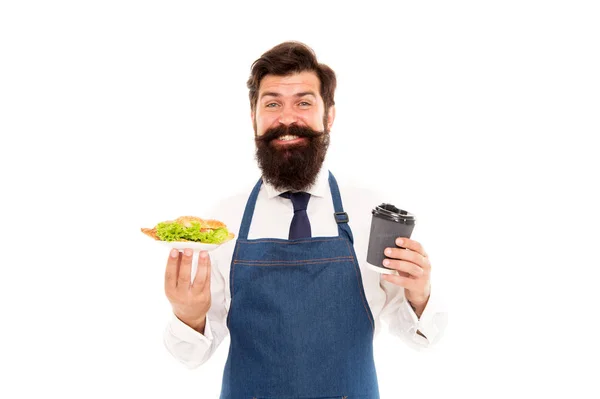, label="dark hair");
[247,41,337,113]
